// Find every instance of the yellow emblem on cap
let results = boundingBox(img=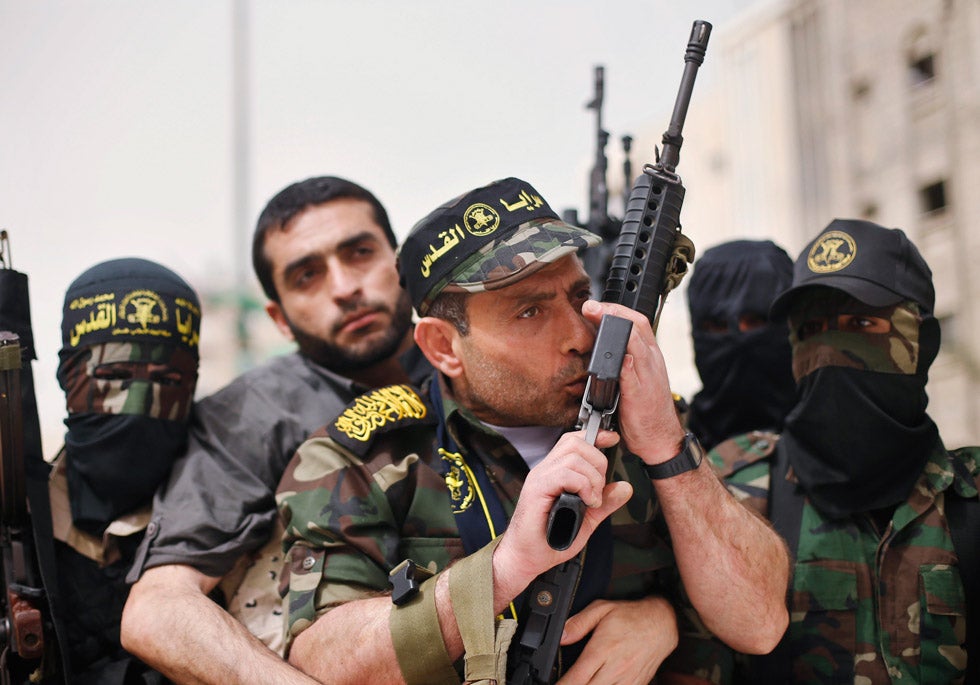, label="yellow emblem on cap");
[463,203,500,237]
[807,230,857,273]
[119,289,168,331]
